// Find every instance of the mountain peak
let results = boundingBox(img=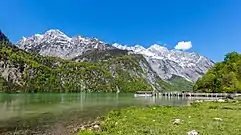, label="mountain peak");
[45,29,64,35]
[17,29,111,59]
[43,29,71,41]
[148,44,168,51]
[34,34,44,38]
